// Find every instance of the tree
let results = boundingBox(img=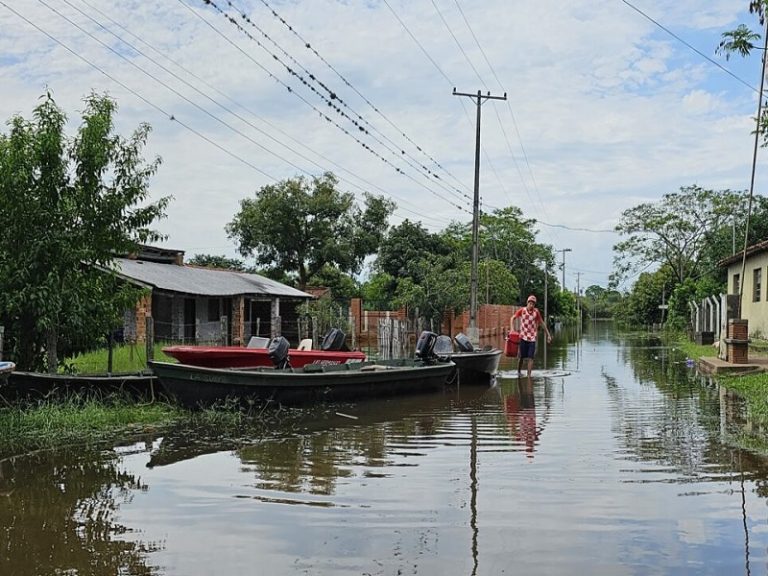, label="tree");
[616,267,675,327]
[0,93,169,371]
[612,186,745,287]
[187,254,245,271]
[226,173,395,290]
